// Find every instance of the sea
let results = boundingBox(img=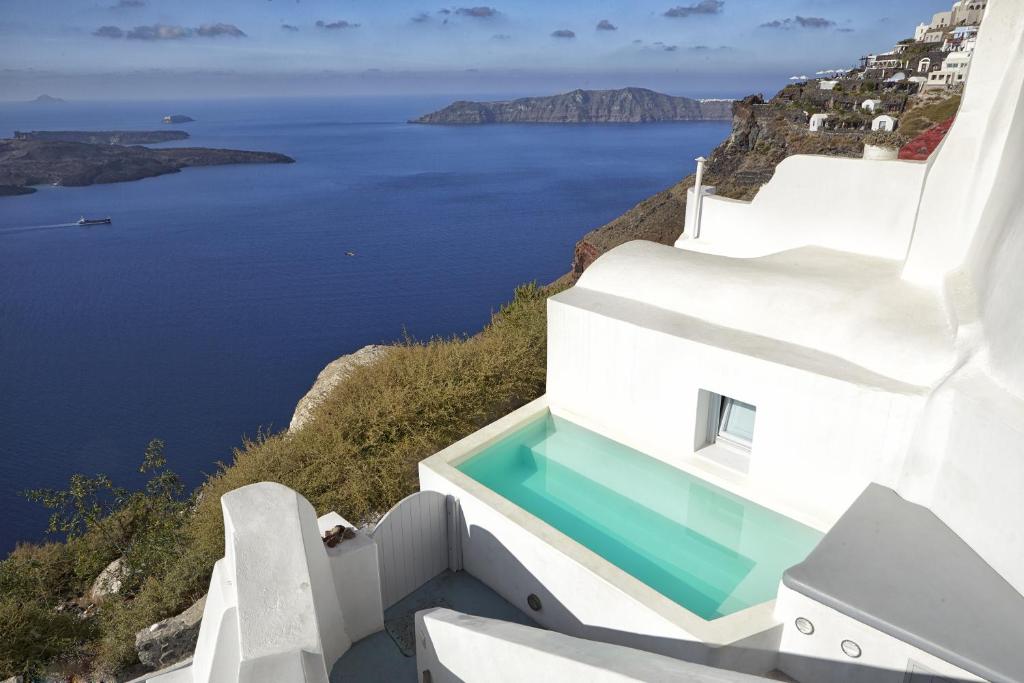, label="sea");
[0,96,729,554]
